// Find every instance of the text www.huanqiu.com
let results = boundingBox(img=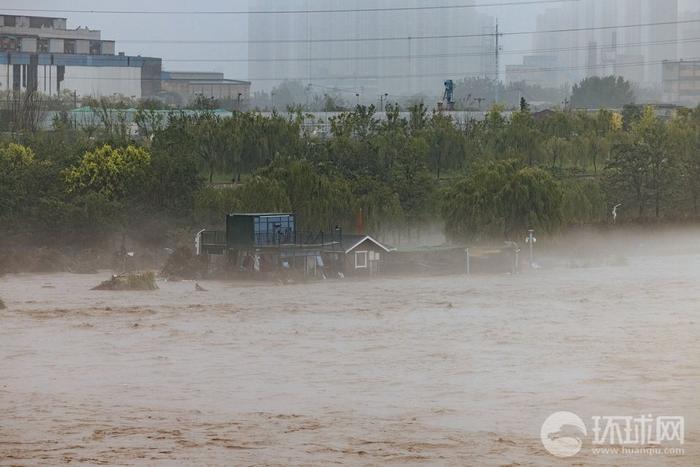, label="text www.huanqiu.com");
[591,446,685,456]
